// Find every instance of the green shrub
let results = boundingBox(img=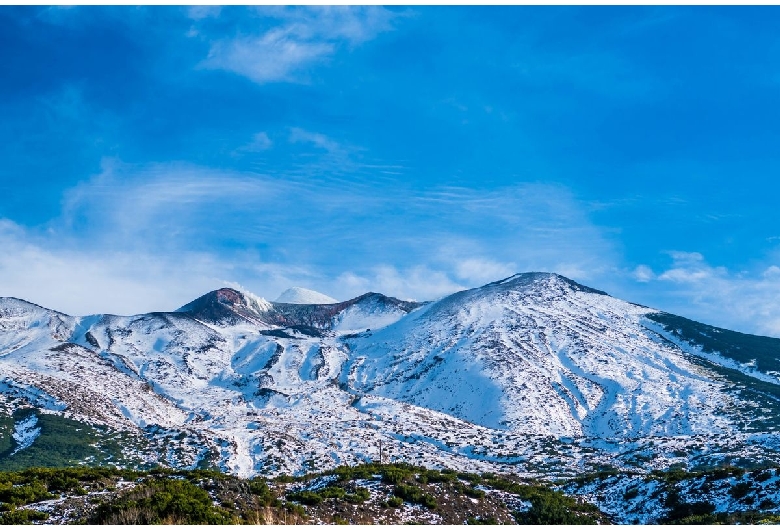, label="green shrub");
[387,496,403,508]
[730,482,752,500]
[0,480,54,506]
[0,509,49,524]
[418,469,456,484]
[464,486,485,499]
[393,484,437,509]
[515,490,599,525]
[288,485,361,506]
[287,490,323,506]
[248,477,276,506]
[663,500,716,523]
[623,487,639,500]
[0,414,136,471]
[344,487,370,504]
[751,469,773,482]
[382,467,414,485]
[91,478,234,524]
[282,501,307,518]
[711,466,744,480]
[320,486,346,500]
